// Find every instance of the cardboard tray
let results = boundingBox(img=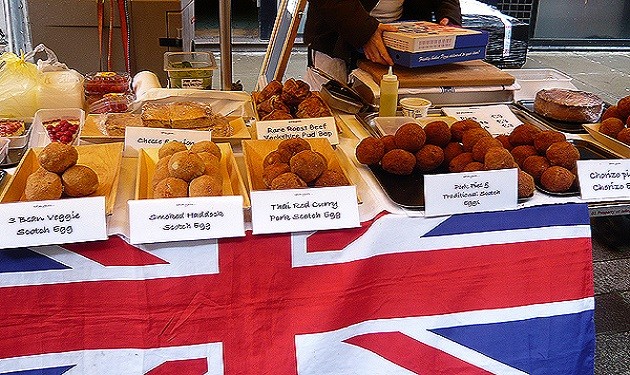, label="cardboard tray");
[0,142,124,215]
[583,123,630,158]
[242,138,357,194]
[135,143,250,208]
